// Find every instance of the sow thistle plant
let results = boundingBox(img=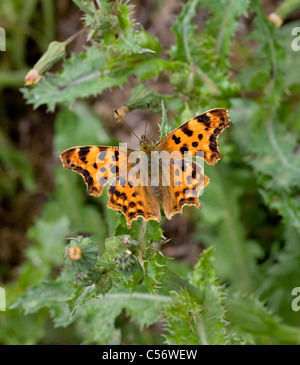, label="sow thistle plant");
[8,0,300,345]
